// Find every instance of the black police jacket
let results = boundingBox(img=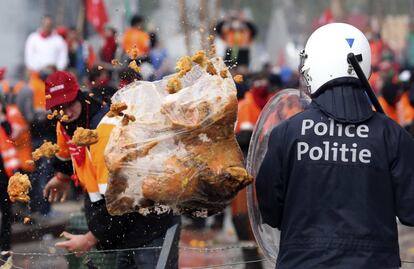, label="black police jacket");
[256,80,414,269]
